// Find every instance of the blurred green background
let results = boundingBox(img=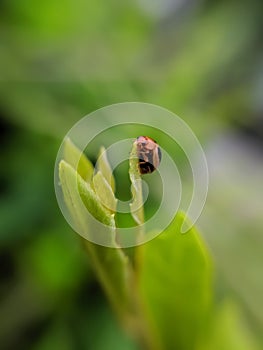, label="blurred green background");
[0,0,263,349]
